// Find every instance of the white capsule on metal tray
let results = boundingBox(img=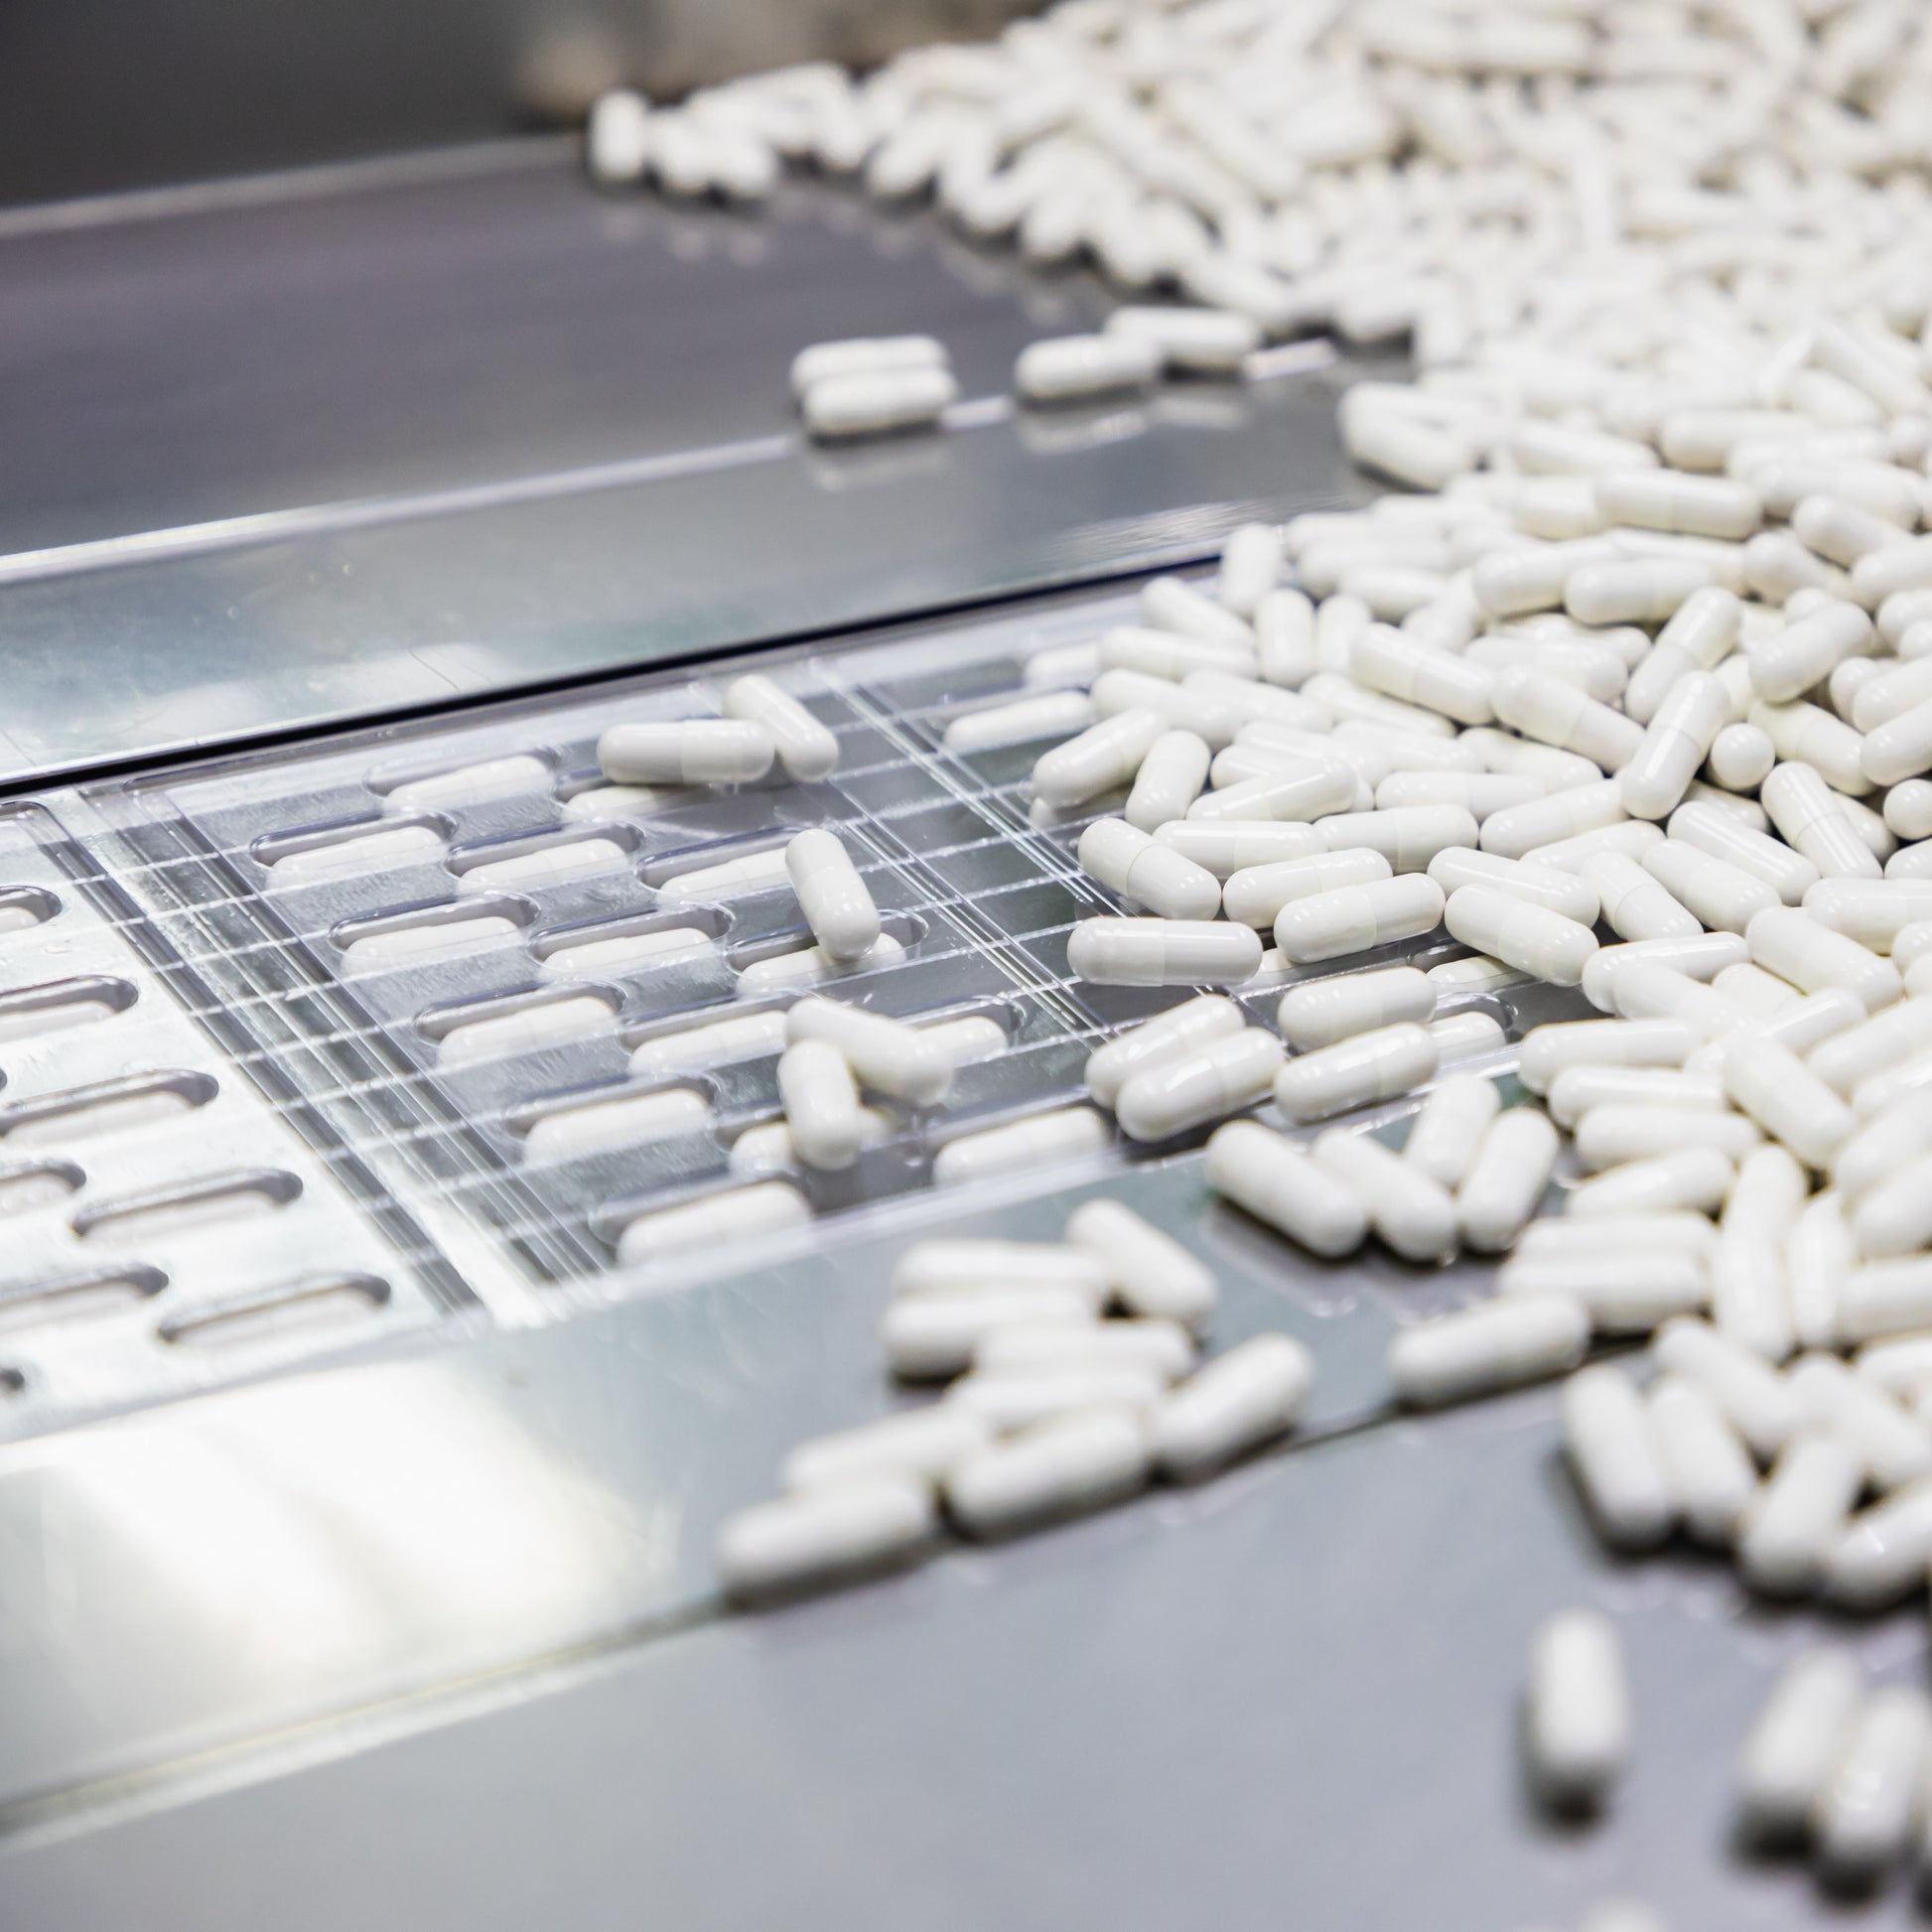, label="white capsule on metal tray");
[1033,708,1166,808]
[1123,730,1212,832]
[1403,1072,1501,1192]
[1813,1688,1932,1887]
[1502,1247,1709,1335]
[1311,1127,1456,1263]
[1114,1029,1283,1142]
[789,335,947,399]
[1083,995,1245,1109]
[1016,332,1161,402]
[944,1404,1152,1538]
[1735,1650,1865,1843]
[1155,1332,1315,1482]
[1203,1119,1368,1258]
[1789,1353,1932,1491]
[780,1407,994,1494]
[1457,1107,1562,1252]
[1390,1294,1590,1409]
[891,1239,1107,1304]
[945,691,1096,757]
[1274,1021,1440,1127]
[1649,1373,1756,1548]
[1223,849,1391,928]
[883,1287,1098,1382]
[1276,966,1435,1051]
[1563,1365,1677,1550]
[775,1039,864,1172]
[1107,306,1260,374]
[598,719,776,785]
[1065,1197,1218,1328]
[1187,761,1357,825]
[1739,1431,1863,1596]
[803,364,958,438]
[715,1474,934,1602]
[1525,1608,1632,1813]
